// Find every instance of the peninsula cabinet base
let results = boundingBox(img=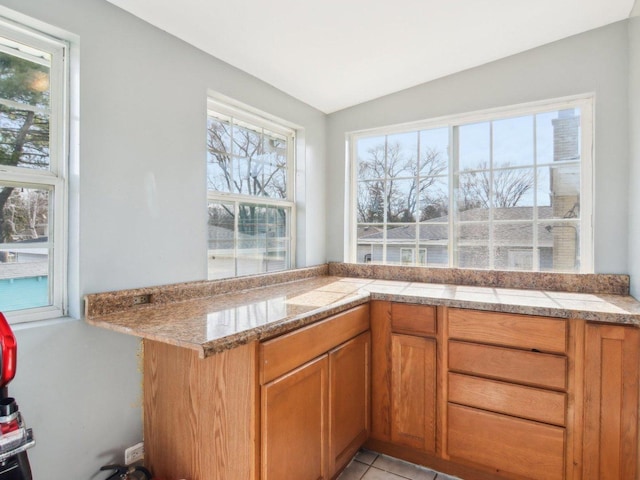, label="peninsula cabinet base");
[143,339,258,480]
